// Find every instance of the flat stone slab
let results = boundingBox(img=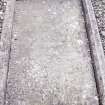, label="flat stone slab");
[5,0,99,105]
